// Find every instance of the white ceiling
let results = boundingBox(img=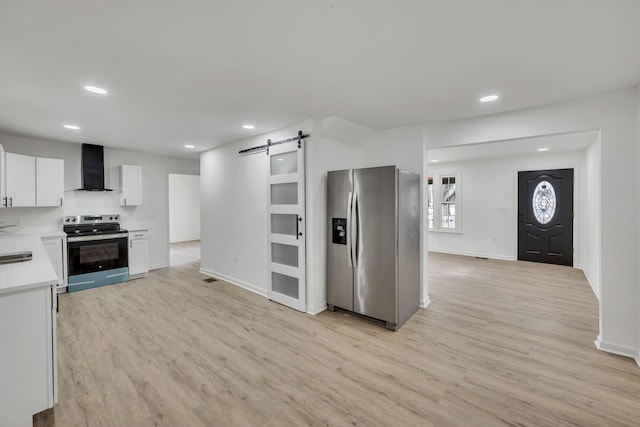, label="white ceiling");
[0,1,639,159]
[427,130,599,164]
